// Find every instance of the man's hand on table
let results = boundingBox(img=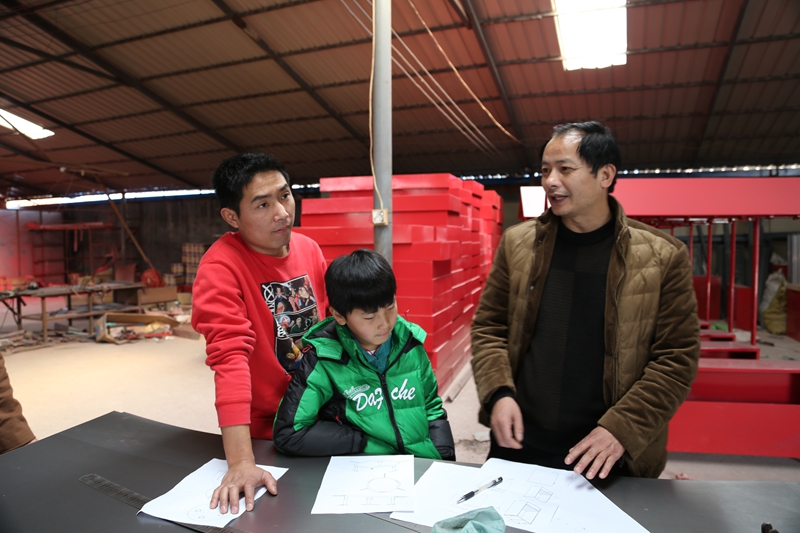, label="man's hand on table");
[210,459,278,514]
[211,424,278,514]
[565,426,625,480]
